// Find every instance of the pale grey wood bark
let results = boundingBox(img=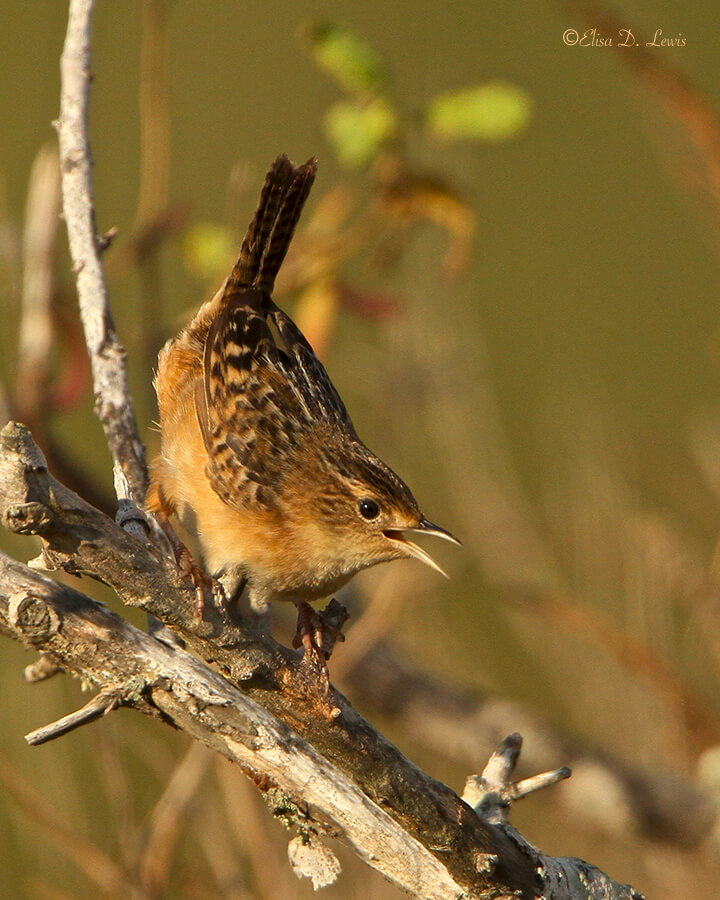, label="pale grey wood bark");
[0,550,464,899]
[57,0,148,507]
